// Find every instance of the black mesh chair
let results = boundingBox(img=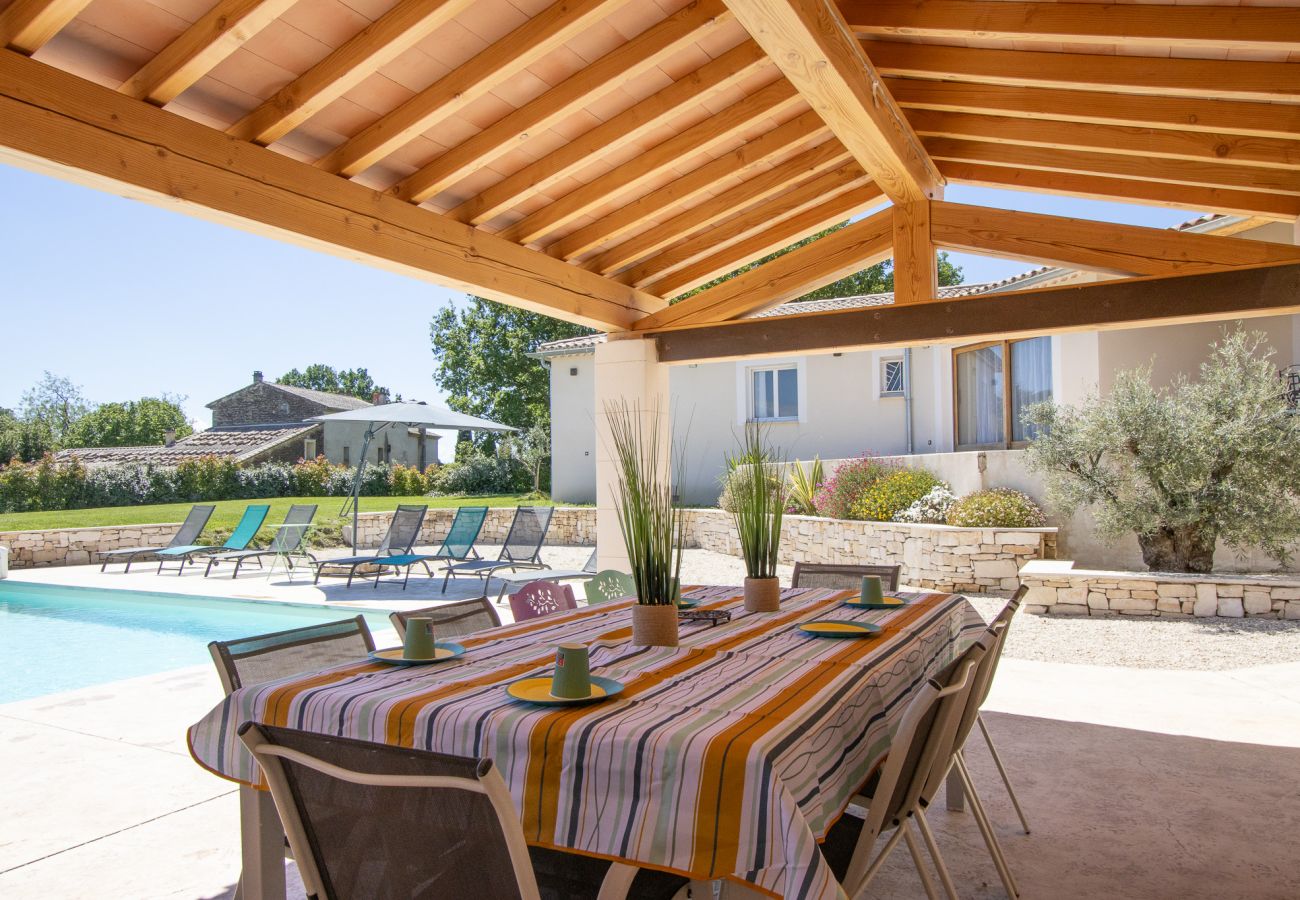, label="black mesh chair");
[313,505,428,588]
[389,597,502,639]
[441,506,555,593]
[99,504,215,572]
[791,562,902,592]
[208,616,375,695]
